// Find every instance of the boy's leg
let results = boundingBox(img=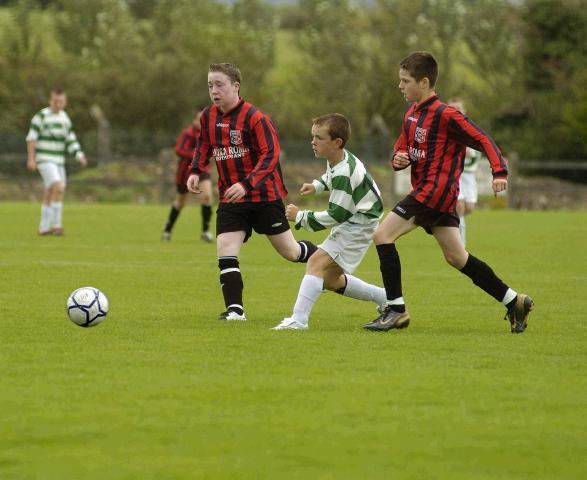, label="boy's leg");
[267,229,317,263]
[217,230,247,320]
[49,180,65,234]
[328,271,386,307]
[433,226,533,333]
[200,179,213,241]
[162,193,188,240]
[273,249,332,330]
[363,212,416,331]
[39,188,53,234]
[374,212,417,310]
[456,199,466,245]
